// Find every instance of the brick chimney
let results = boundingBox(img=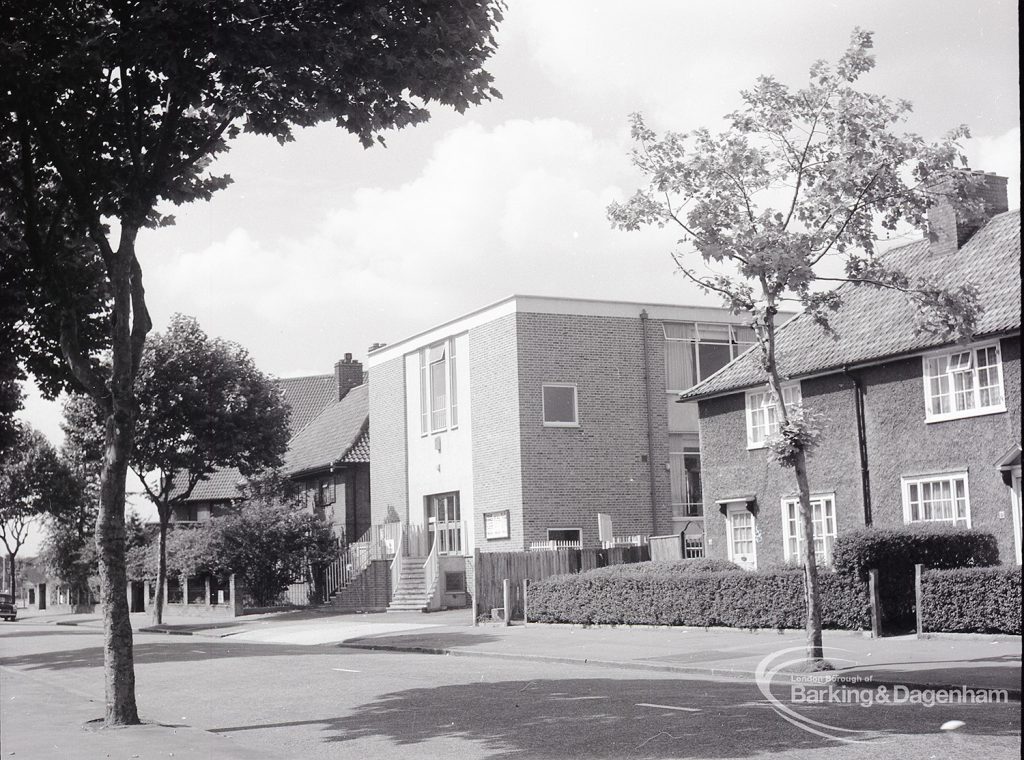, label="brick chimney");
[928,171,1009,255]
[334,353,363,401]
[368,342,387,353]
